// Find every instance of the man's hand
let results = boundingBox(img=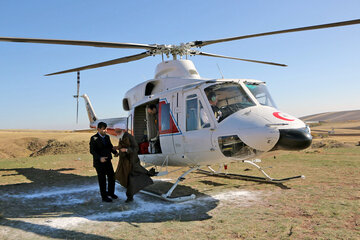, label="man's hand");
[100,157,108,163]
[120,148,127,153]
